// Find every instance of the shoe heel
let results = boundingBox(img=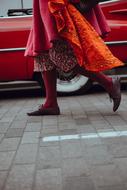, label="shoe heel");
[111,76,121,112]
